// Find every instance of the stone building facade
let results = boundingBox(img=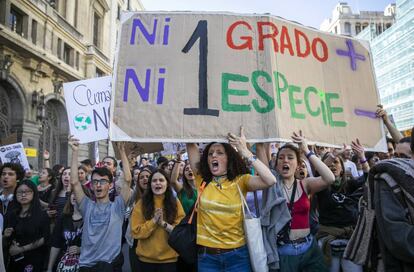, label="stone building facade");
[0,0,144,169]
[320,2,396,37]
